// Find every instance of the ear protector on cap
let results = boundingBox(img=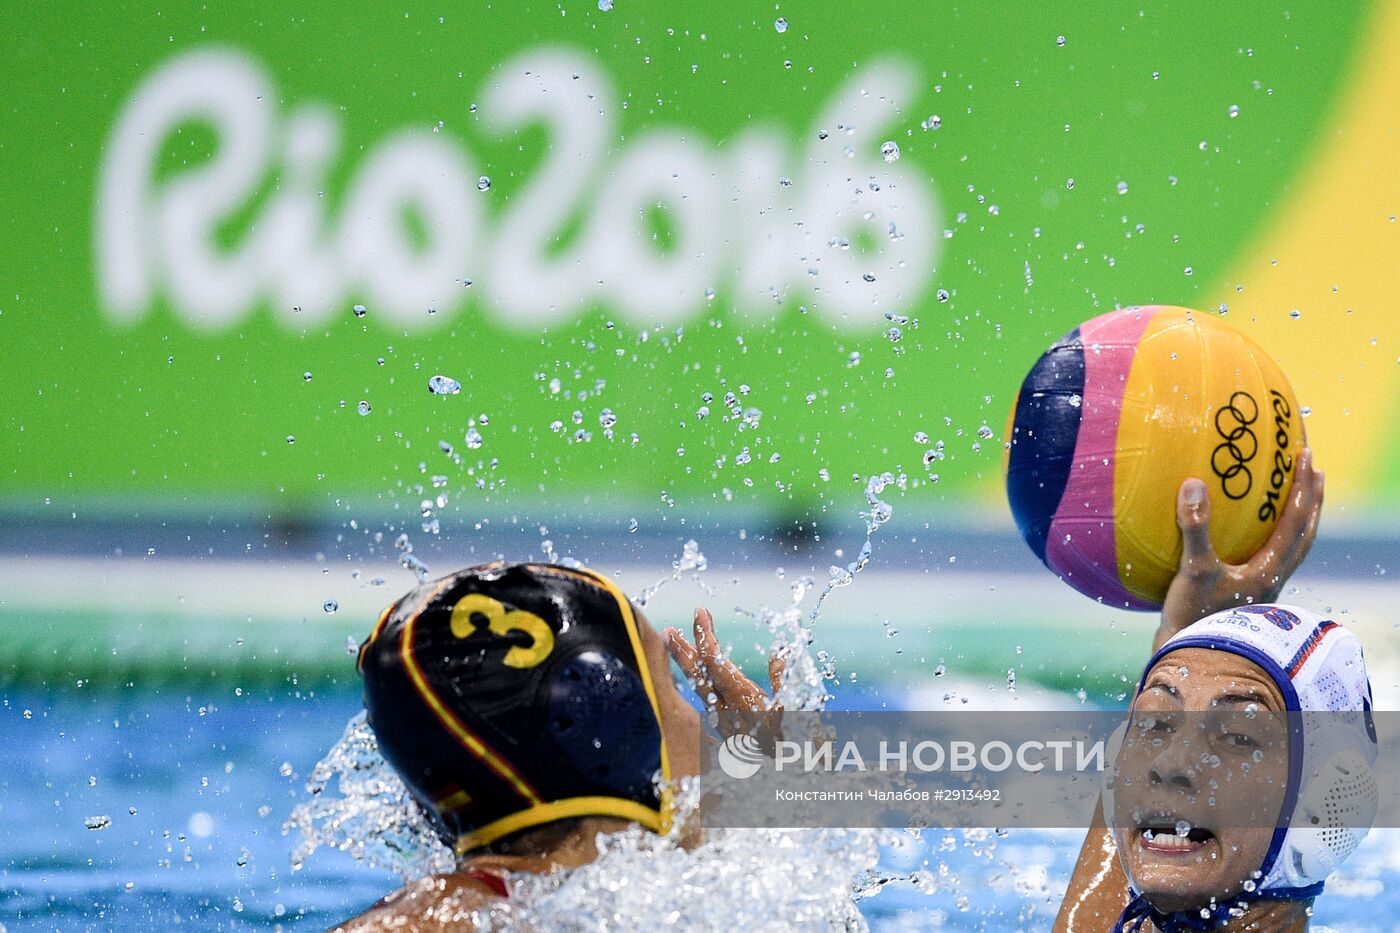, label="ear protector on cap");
[546,650,663,801]
[1275,717,1378,888]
